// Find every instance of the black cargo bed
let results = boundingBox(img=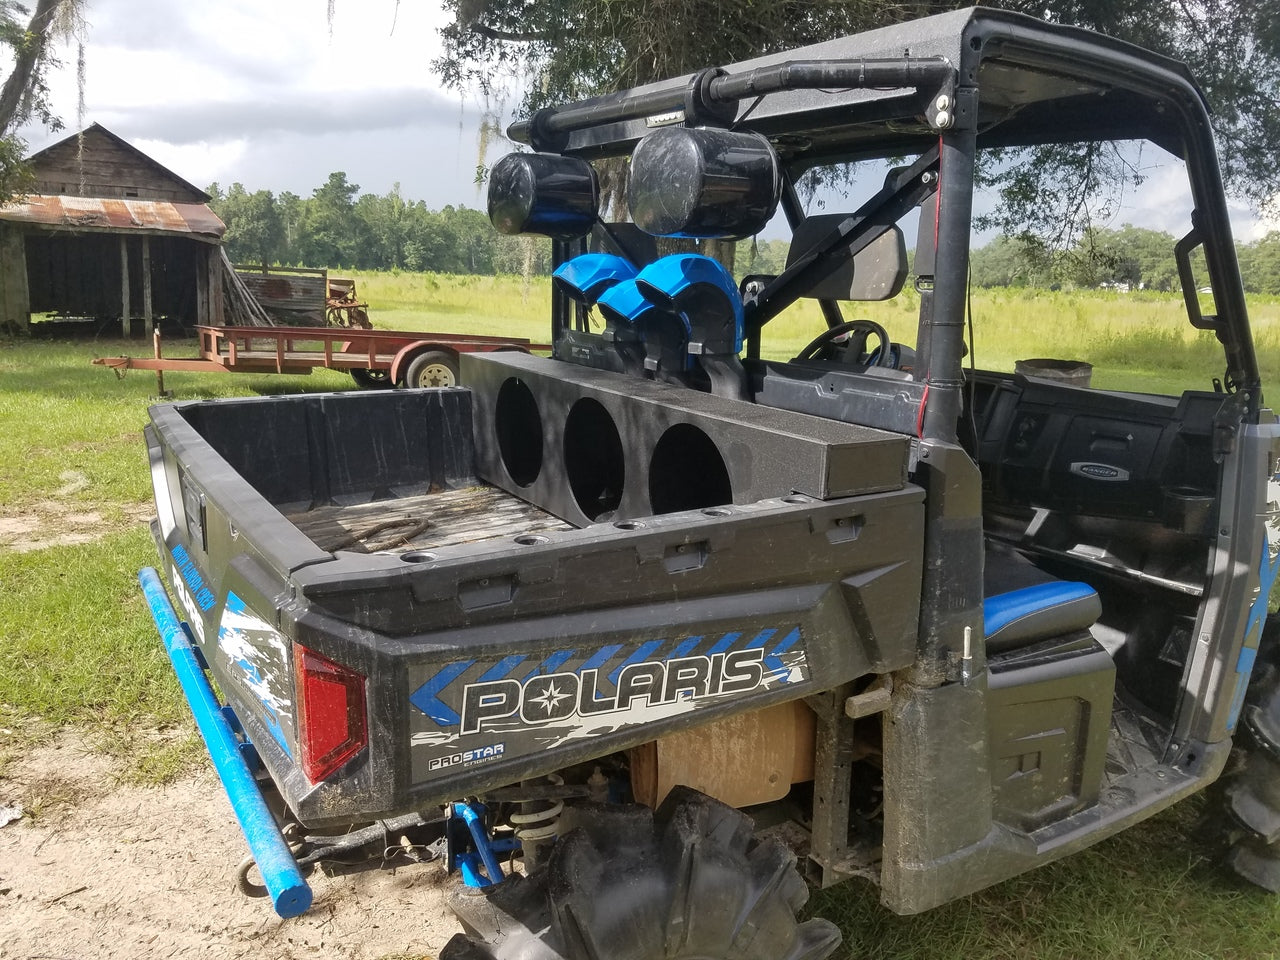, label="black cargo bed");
[287,486,573,554]
[147,370,928,823]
